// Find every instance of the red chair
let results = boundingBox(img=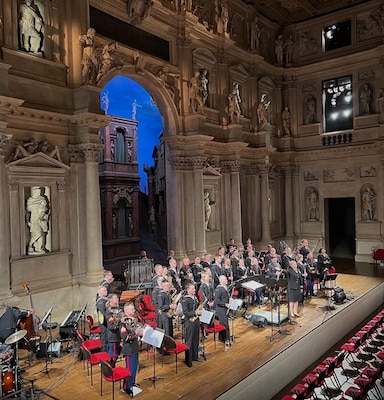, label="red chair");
[76,329,102,352]
[87,315,102,335]
[290,374,317,400]
[82,346,110,385]
[372,248,384,267]
[100,359,131,400]
[161,334,189,373]
[204,323,227,350]
[142,295,155,312]
[137,303,156,322]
